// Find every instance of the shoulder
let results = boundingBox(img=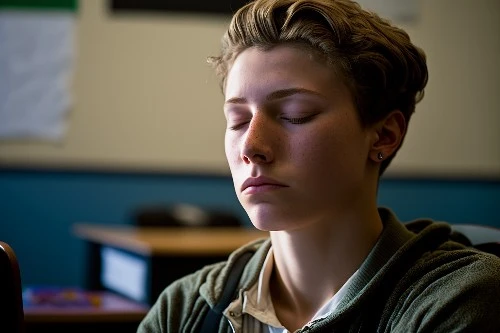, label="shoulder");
[391,244,500,332]
[343,211,500,332]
